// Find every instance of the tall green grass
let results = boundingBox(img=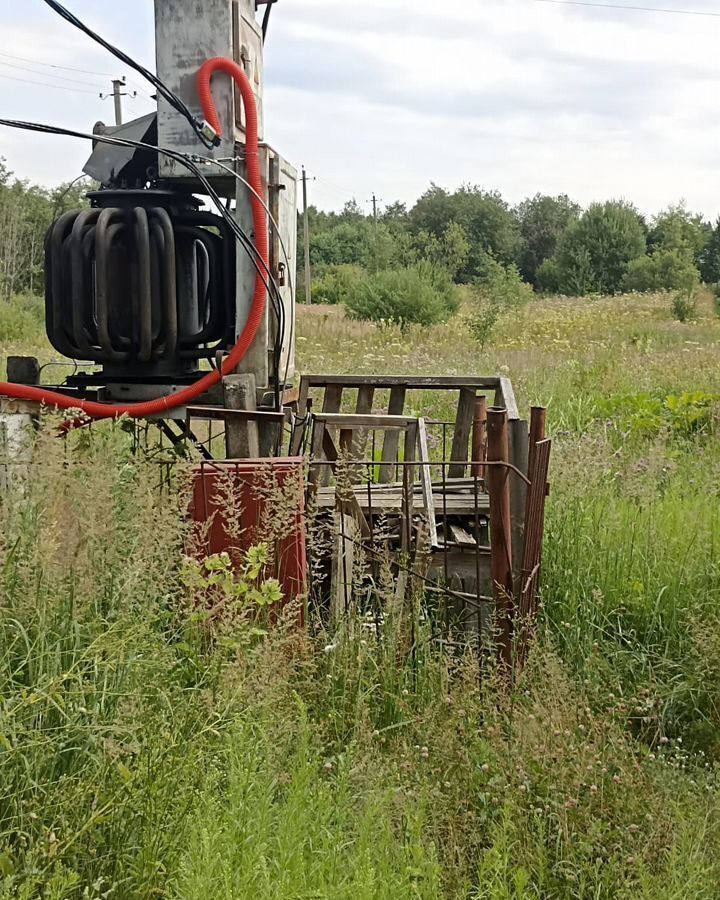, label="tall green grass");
[0,290,719,896]
[0,295,44,345]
